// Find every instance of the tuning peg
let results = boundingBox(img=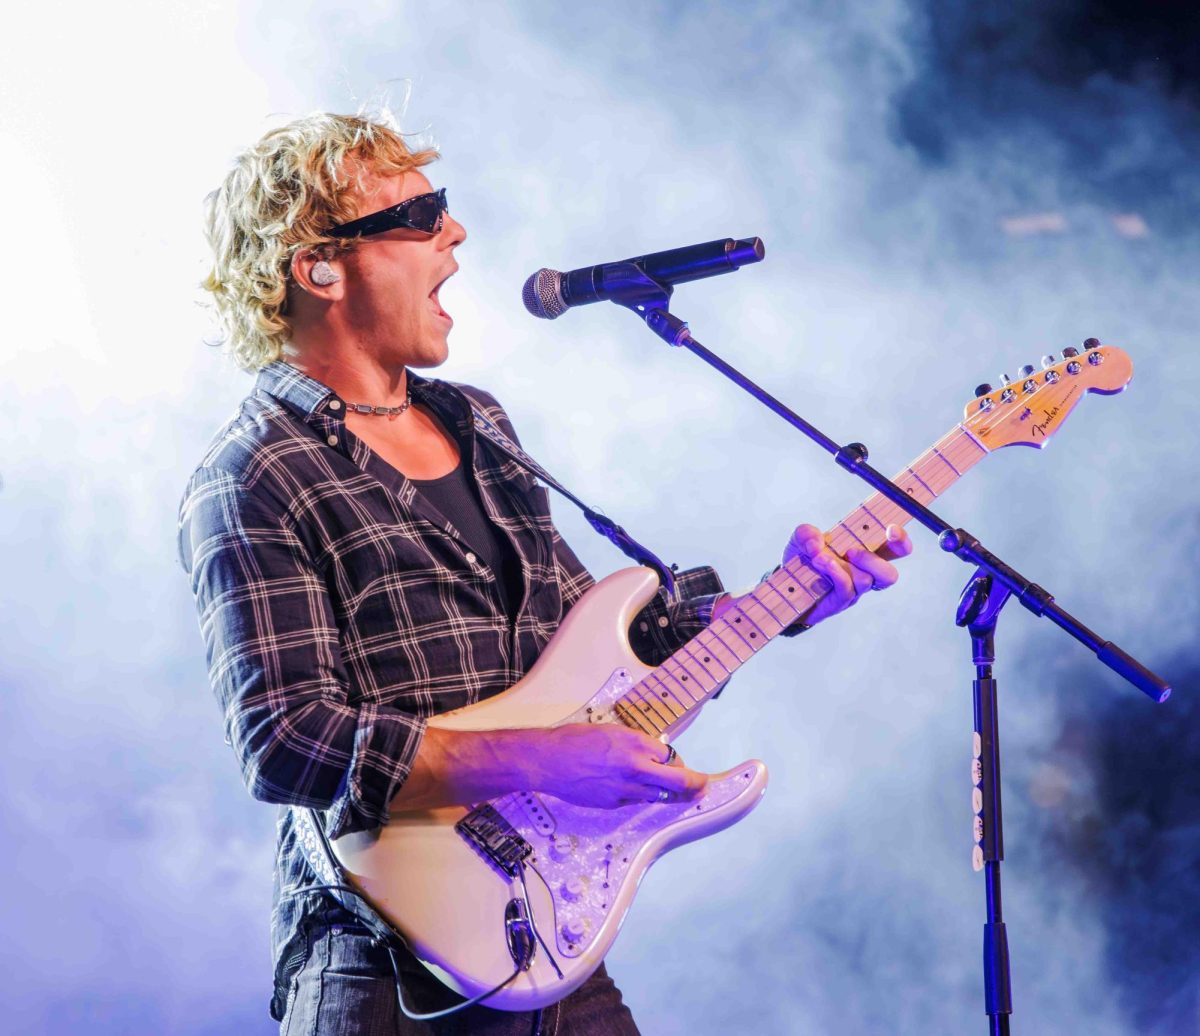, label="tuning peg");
[974,383,993,398]
[1018,364,1036,378]
[1041,354,1056,368]
[999,373,1012,386]
[1083,337,1101,350]
[1062,346,1079,358]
